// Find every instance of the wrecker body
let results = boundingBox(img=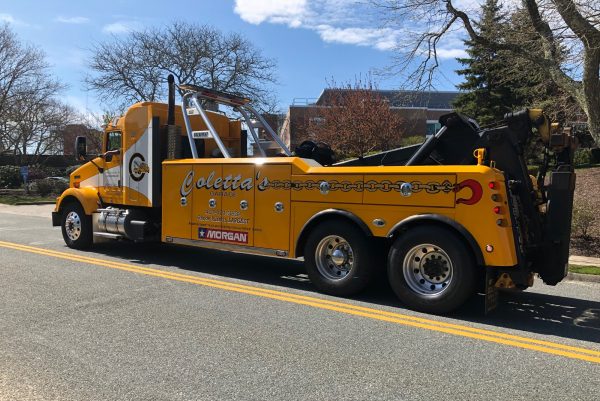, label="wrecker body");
[53,78,577,314]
